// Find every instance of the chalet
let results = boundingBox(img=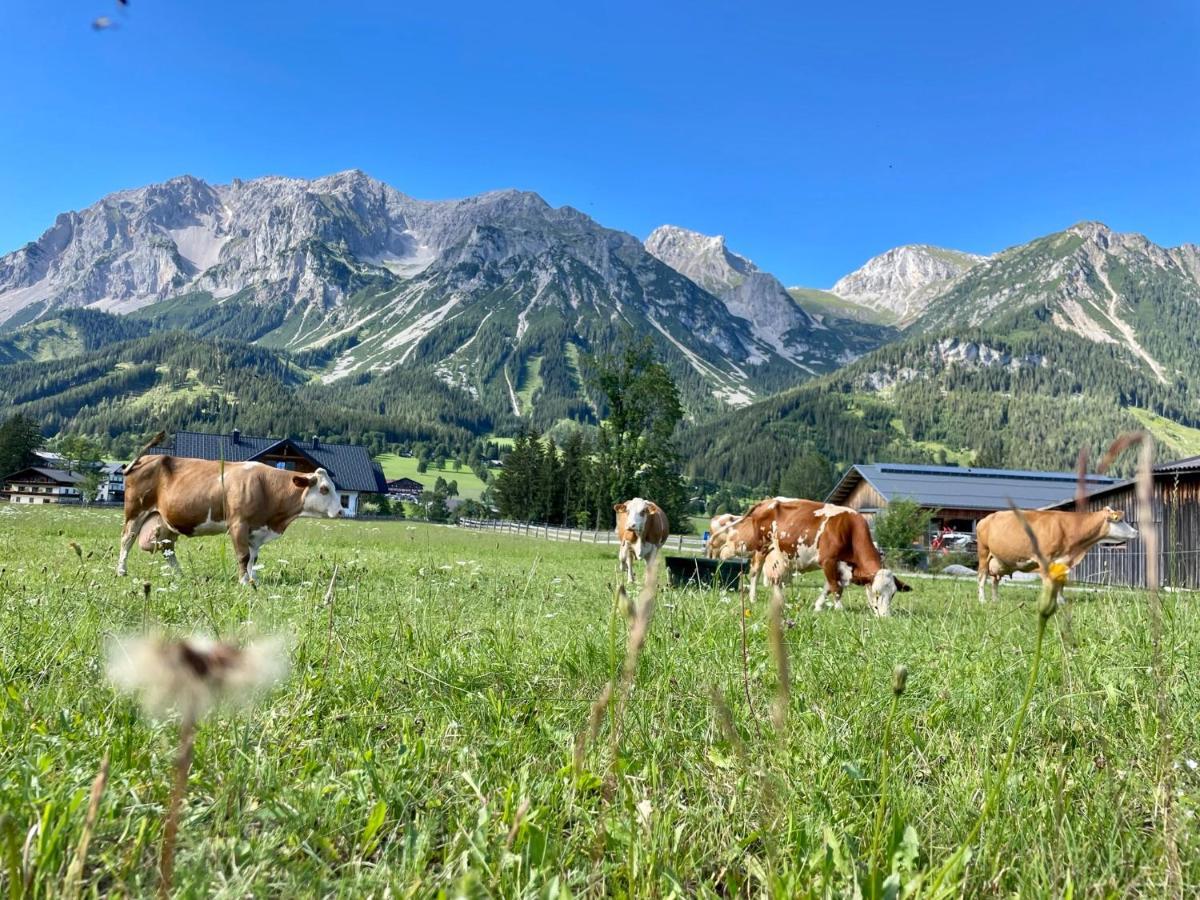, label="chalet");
[2,467,86,504]
[386,478,424,503]
[1047,455,1200,589]
[826,463,1119,536]
[146,430,387,518]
